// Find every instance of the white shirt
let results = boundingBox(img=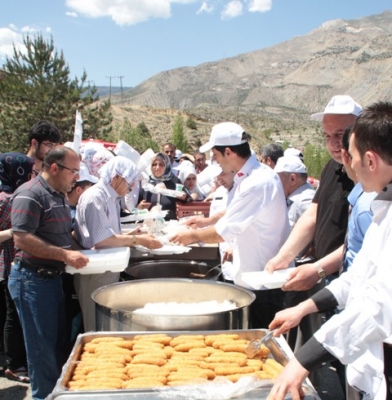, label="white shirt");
[287,182,315,228]
[75,180,121,248]
[314,187,392,399]
[209,186,229,217]
[209,185,237,280]
[215,155,291,289]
